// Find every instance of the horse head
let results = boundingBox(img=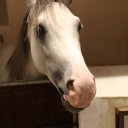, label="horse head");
[26,0,96,113]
